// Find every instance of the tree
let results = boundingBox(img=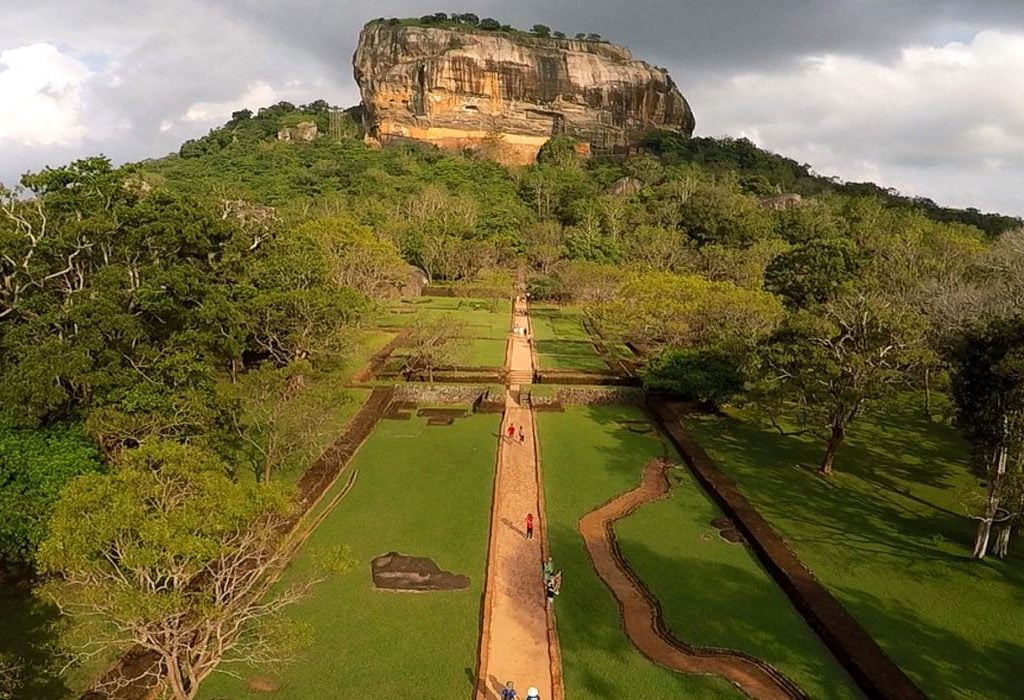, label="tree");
[220,362,334,483]
[0,653,20,700]
[37,440,337,700]
[531,24,551,37]
[586,33,602,41]
[553,31,566,39]
[479,18,500,30]
[401,315,465,381]
[294,216,407,299]
[590,272,784,353]
[678,179,773,247]
[0,424,104,563]
[642,347,746,407]
[948,316,1024,559]
[753,294,932,475]
[765,237,861,308]
[574,32,586,40]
